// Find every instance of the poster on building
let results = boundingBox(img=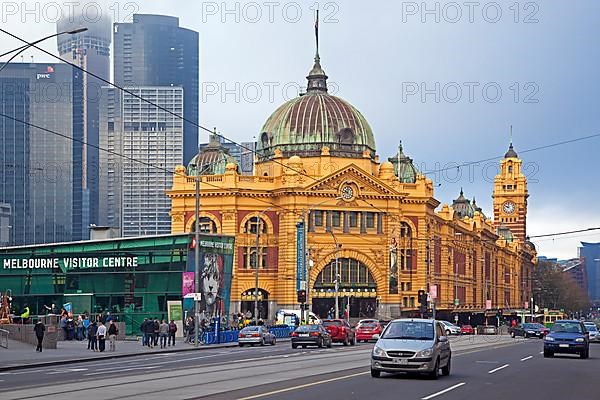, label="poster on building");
[182,272,195,297]
[167,300,184,338]
[389,237,398,294]
[296,221,305,291]
[186,235,235,319]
